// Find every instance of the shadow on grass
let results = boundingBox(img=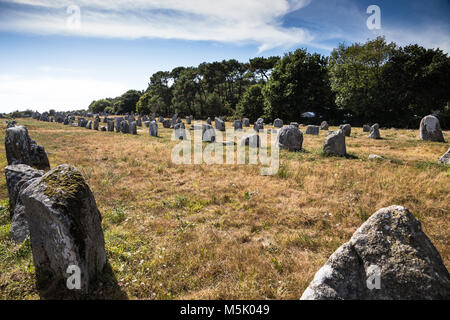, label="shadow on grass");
[37,260,128,300]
